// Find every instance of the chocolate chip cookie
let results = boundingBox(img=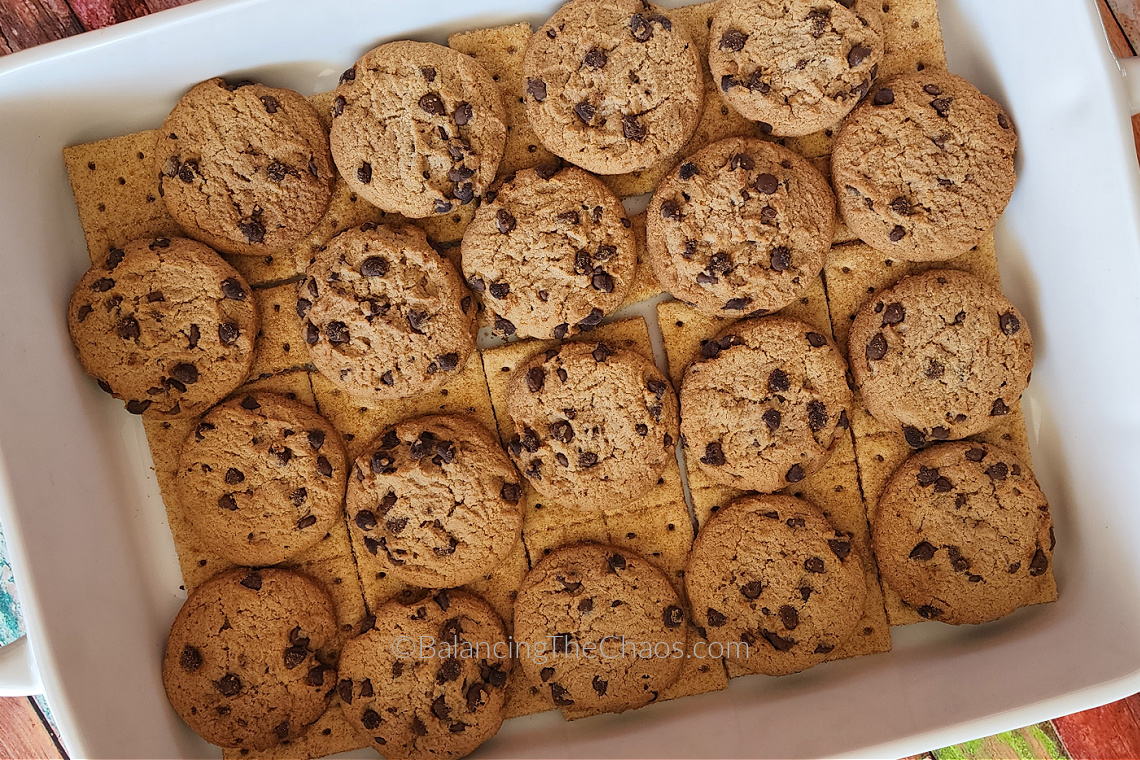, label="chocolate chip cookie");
[68,237,258,417]
[346,415,523,589]
[162,568,338,750]
[337,590,511,759]
[158,78,336,256]
[178,392,347,566]
[460,164,636,340]
[513,543,686,714]
[686,495,866,676]
[873,442,1054,625]
[647,137,835,317]
[504,341,679,511]
[848,269,1033,445]
[330,41,507,218]
[709,0,885,136]
[680,316,852,493]
[523,0,704,174]
[300,223,476,402]
[832,69,1018,260]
